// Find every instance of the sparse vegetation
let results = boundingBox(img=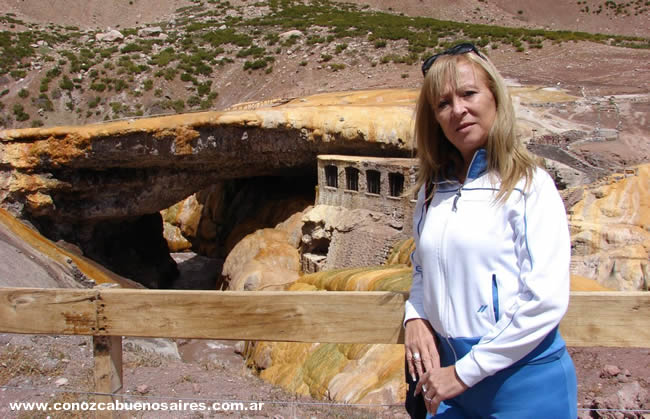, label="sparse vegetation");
[244,59,268,70]
[12,103,29,121]
[0,0,646,128]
